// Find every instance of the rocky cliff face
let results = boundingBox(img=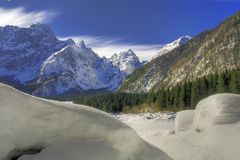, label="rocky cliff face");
[118,12,240,93]
[110,49,142,76]
[0,23,74,83]
[33,41,124,96]
[152,35,191,59]
[0,24,126,96]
